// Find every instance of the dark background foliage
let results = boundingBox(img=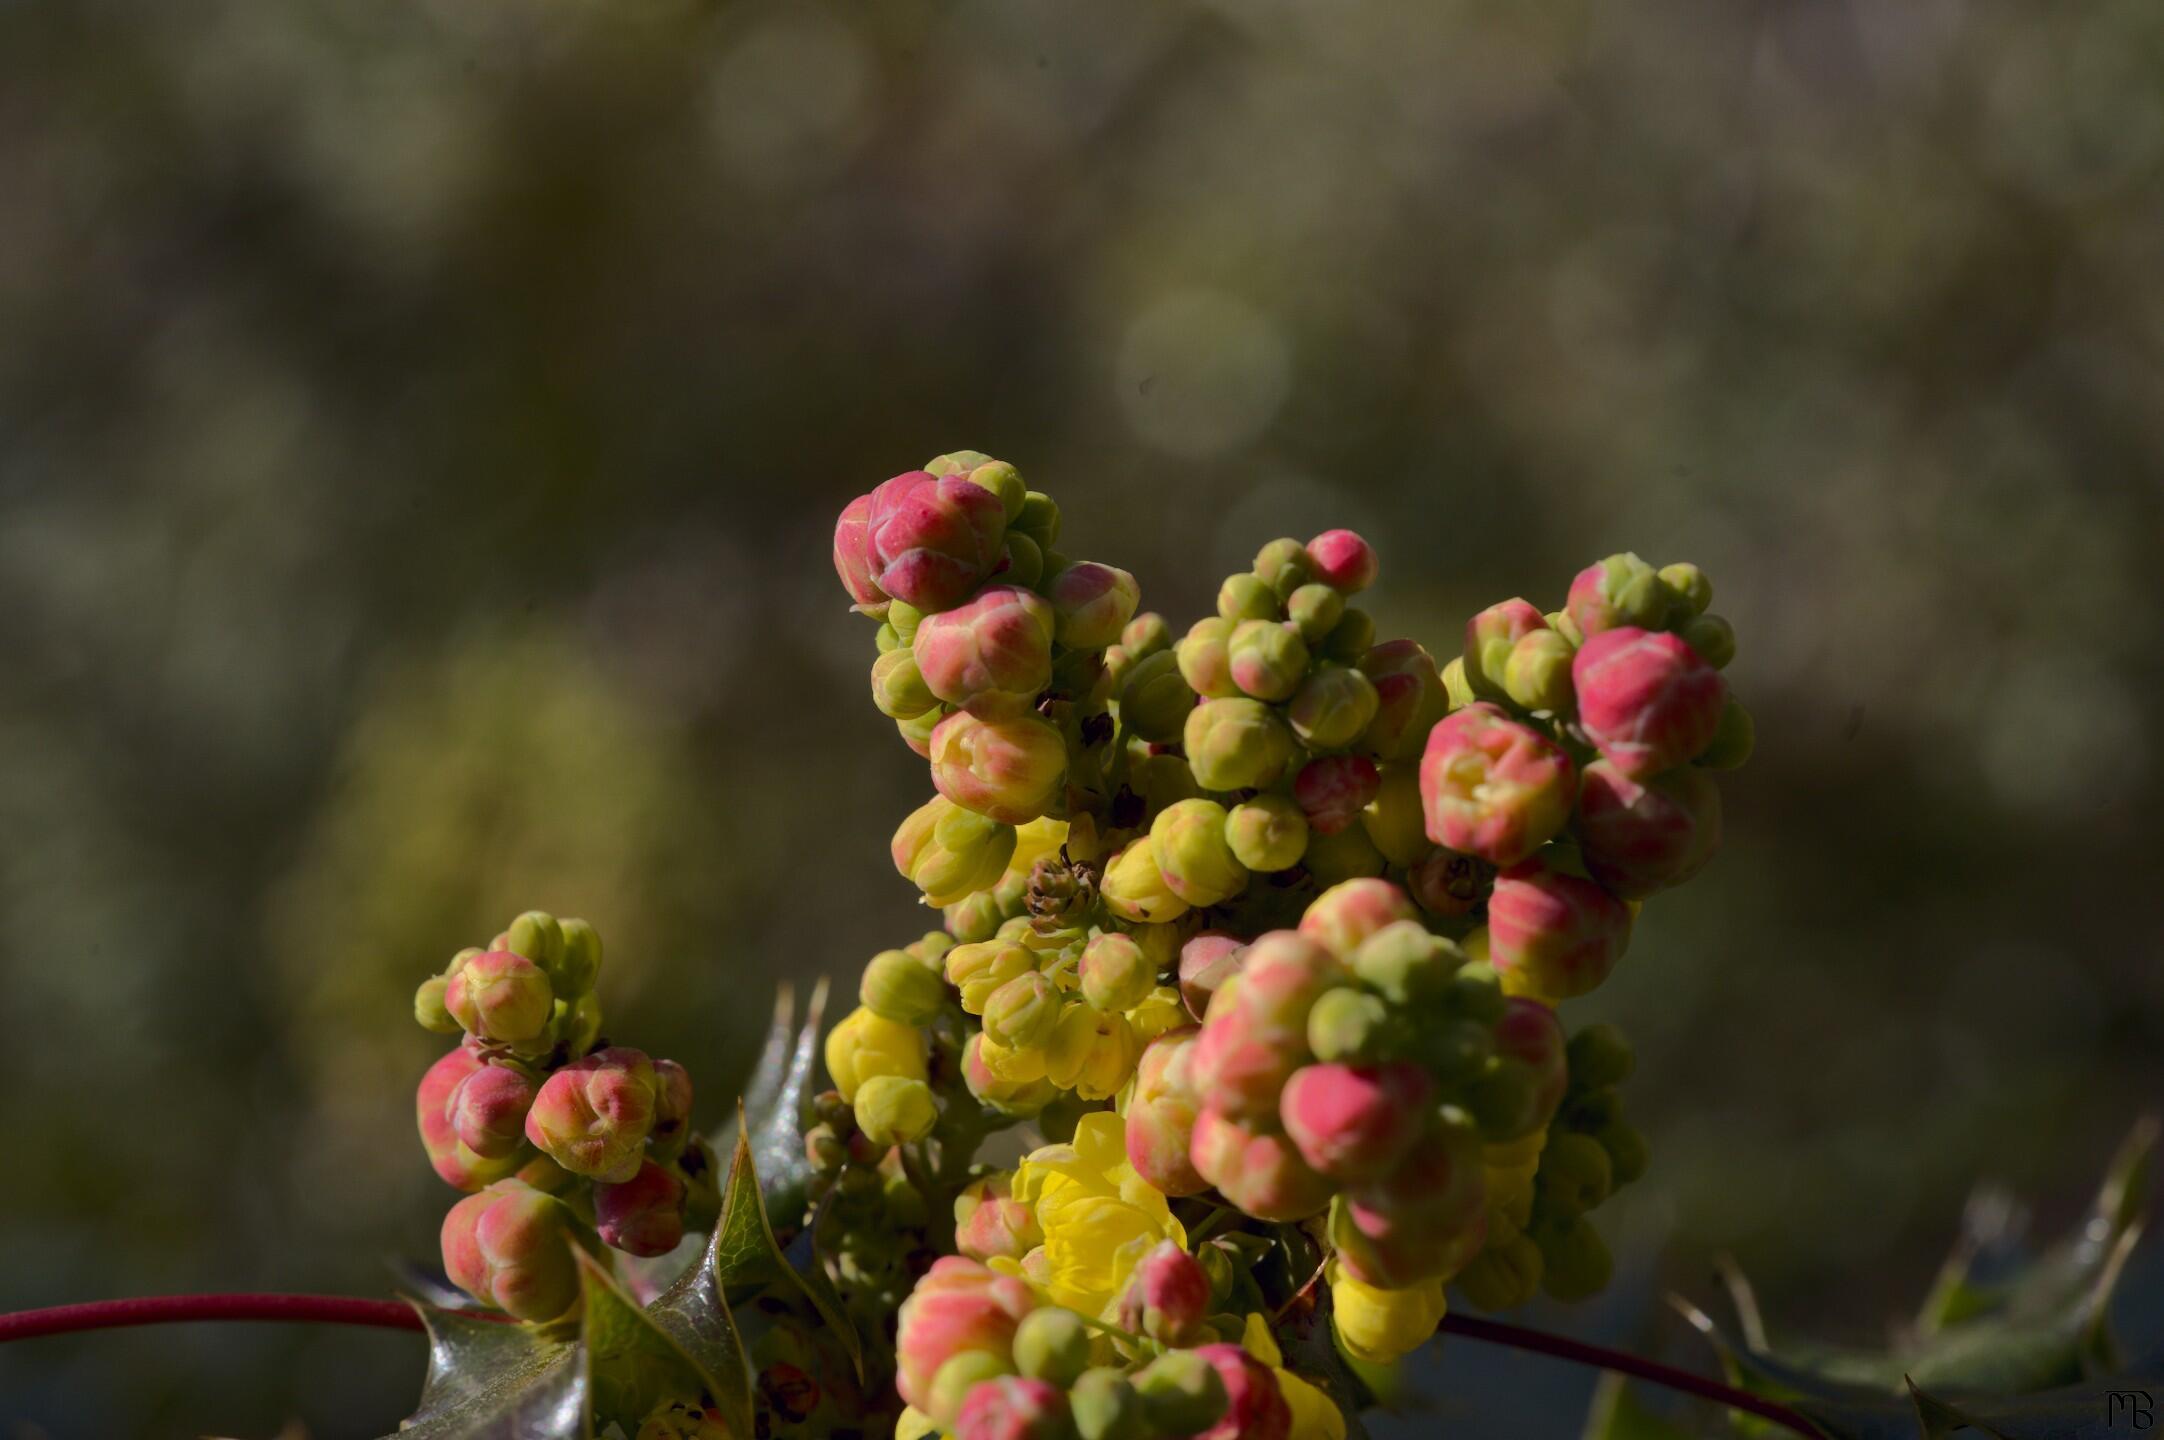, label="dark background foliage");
[3,0,2161,1435]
